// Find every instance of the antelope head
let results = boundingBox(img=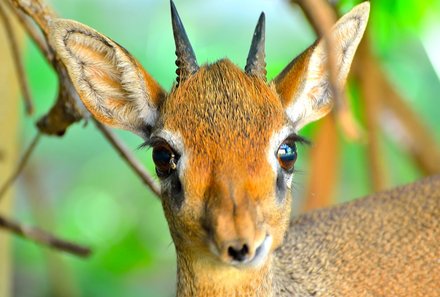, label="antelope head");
[49,0,369,279]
